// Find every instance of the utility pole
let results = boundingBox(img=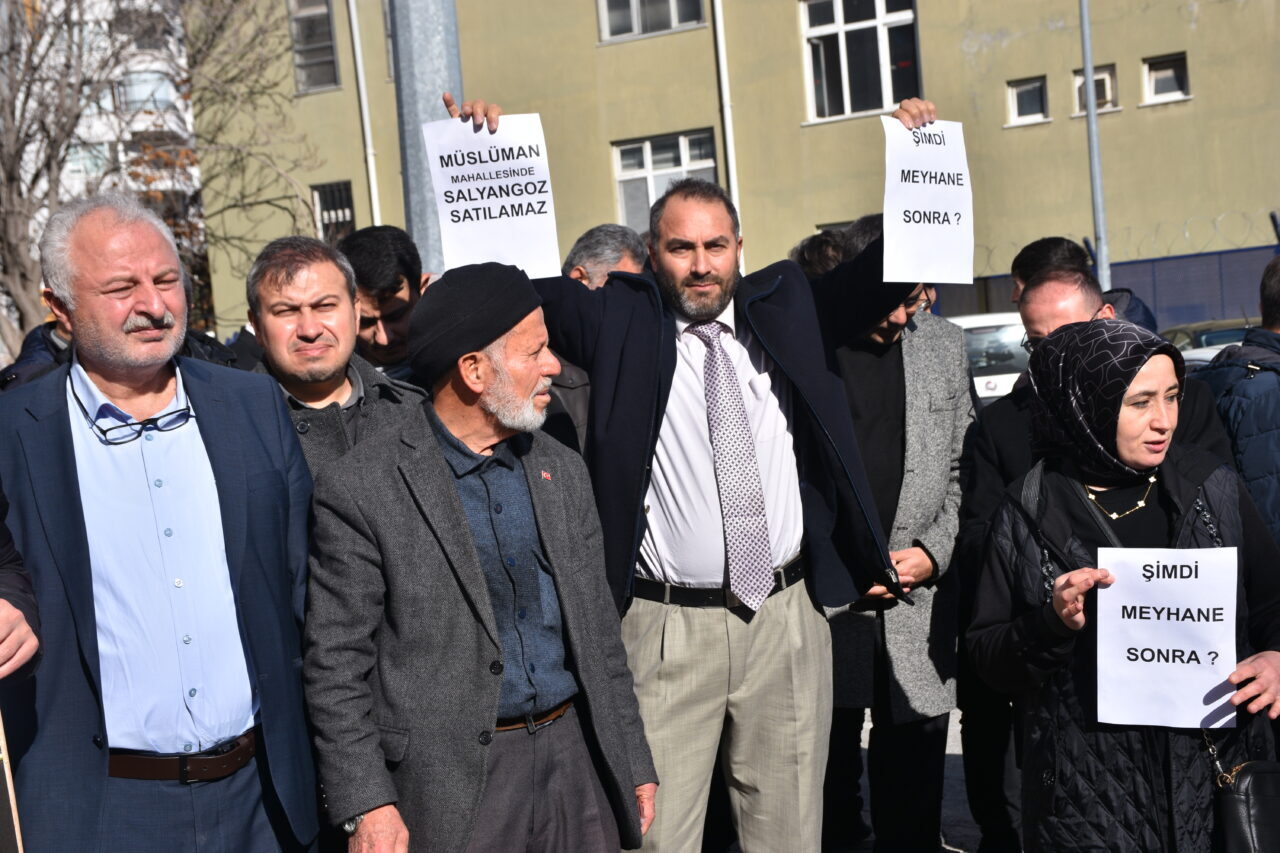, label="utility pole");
[1079,0,1112,290]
